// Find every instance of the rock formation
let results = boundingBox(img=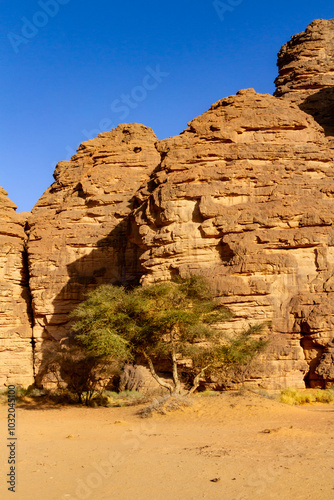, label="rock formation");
[131,89,334,388]
[26,124,160,382]
[2,18,334,390]
[0,188,33,386]
[275,18,334,137]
